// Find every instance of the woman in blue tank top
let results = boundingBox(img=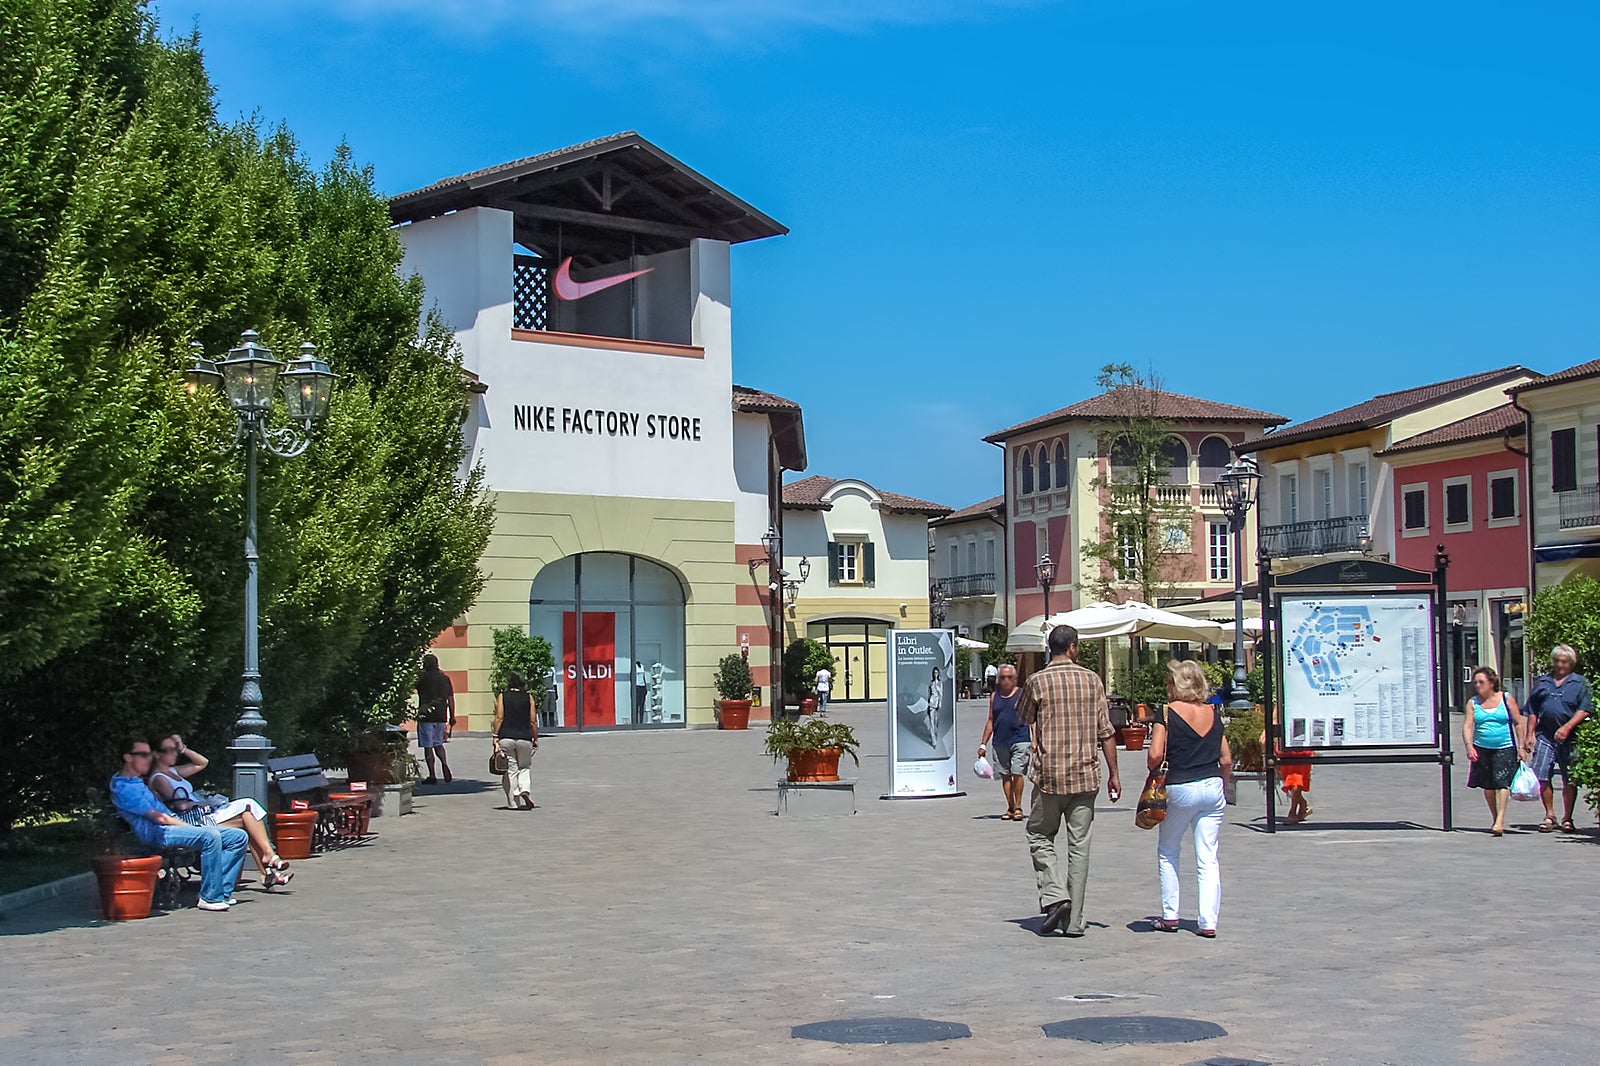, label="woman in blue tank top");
[1461,665,1530,836]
